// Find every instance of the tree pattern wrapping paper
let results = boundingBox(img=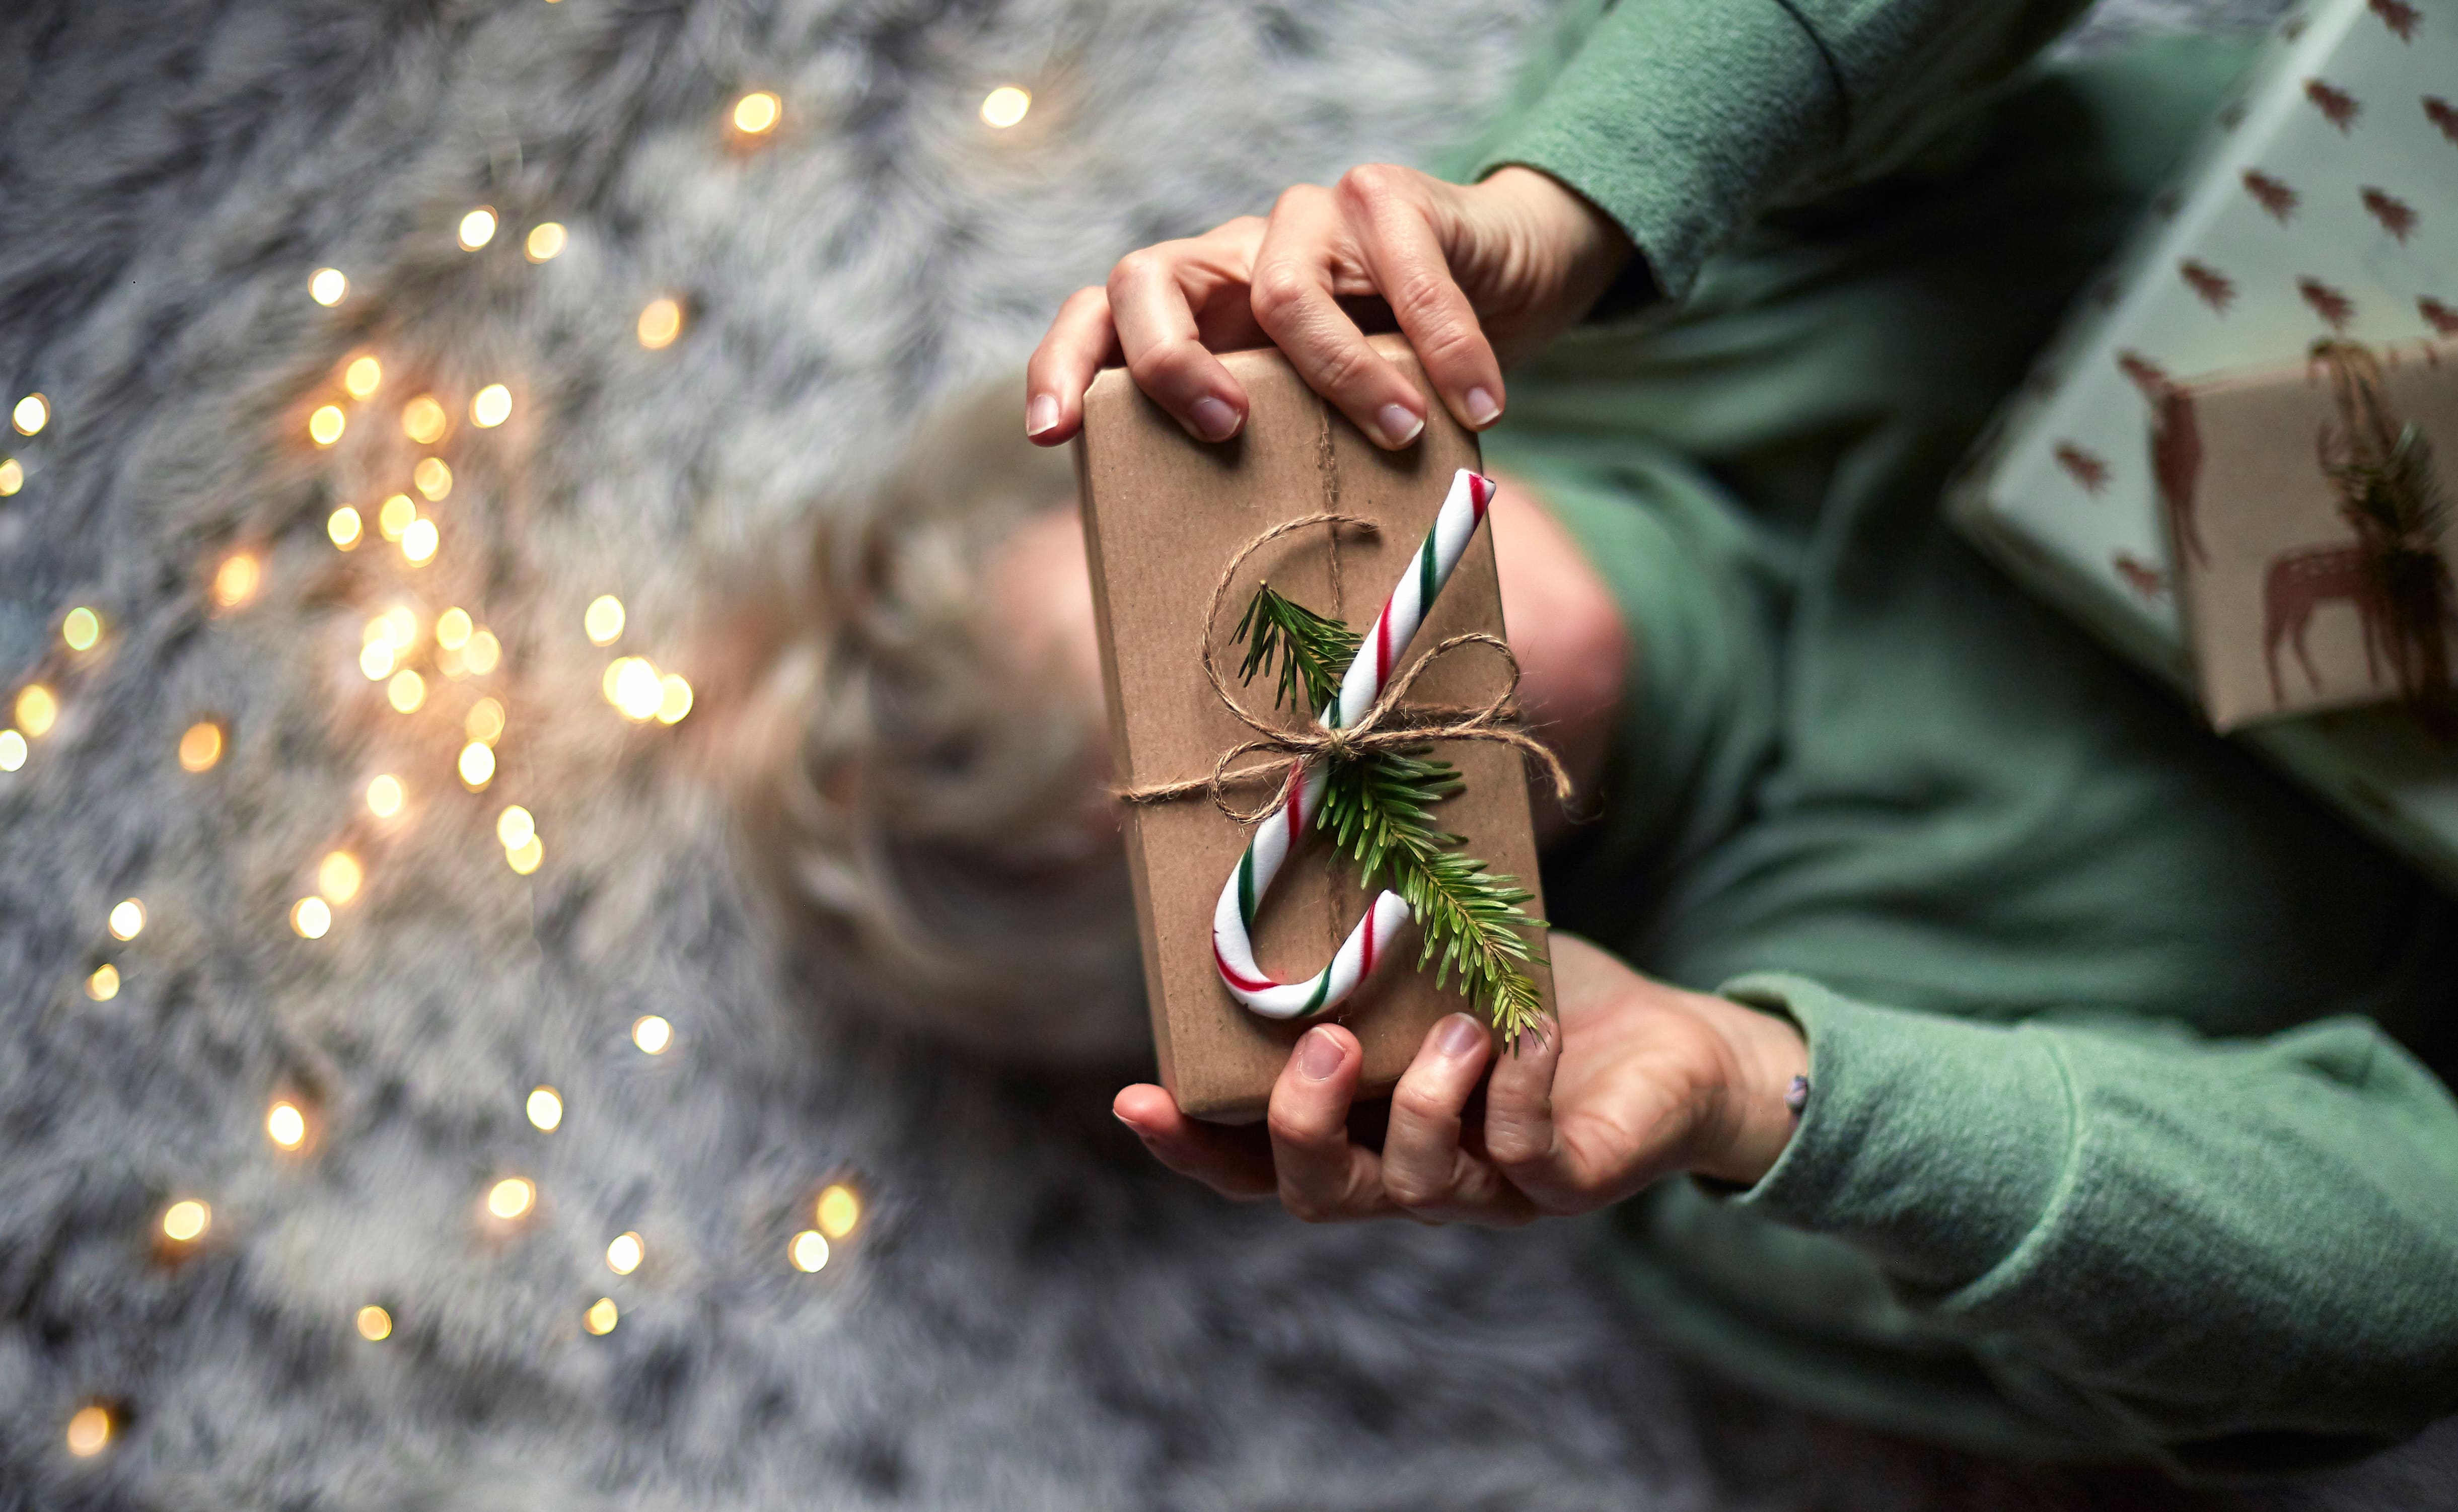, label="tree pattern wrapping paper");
[1950,0,2458,891]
